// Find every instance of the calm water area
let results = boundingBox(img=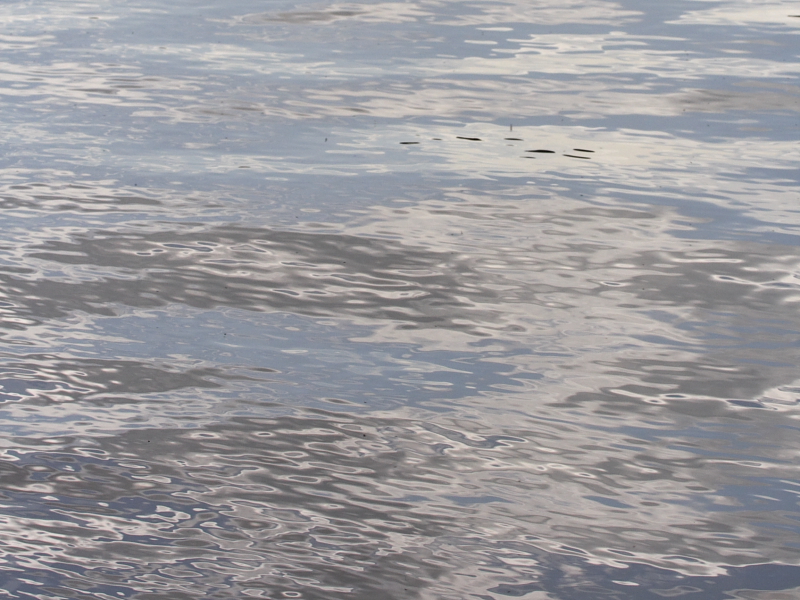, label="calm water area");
[0,0,799,598]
